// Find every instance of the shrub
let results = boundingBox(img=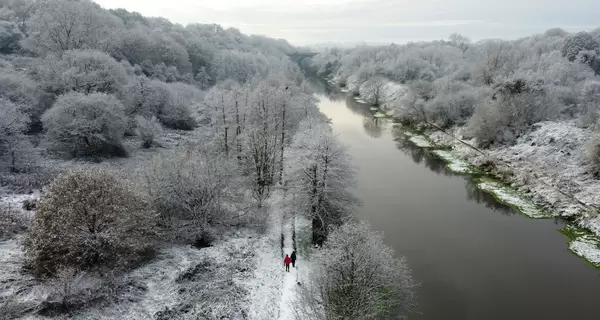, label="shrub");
[0,203,30,240]
[145,147,235,244]
[157,102,197,130]
[25,169,156,277]
[135,115,163,148]
[39,268,102,315]
[42,93,128,159]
